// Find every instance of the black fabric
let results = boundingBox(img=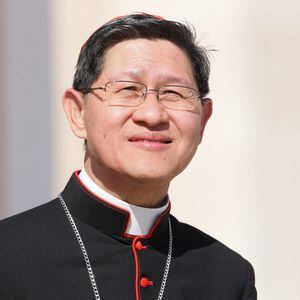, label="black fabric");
[0,173,257,299]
